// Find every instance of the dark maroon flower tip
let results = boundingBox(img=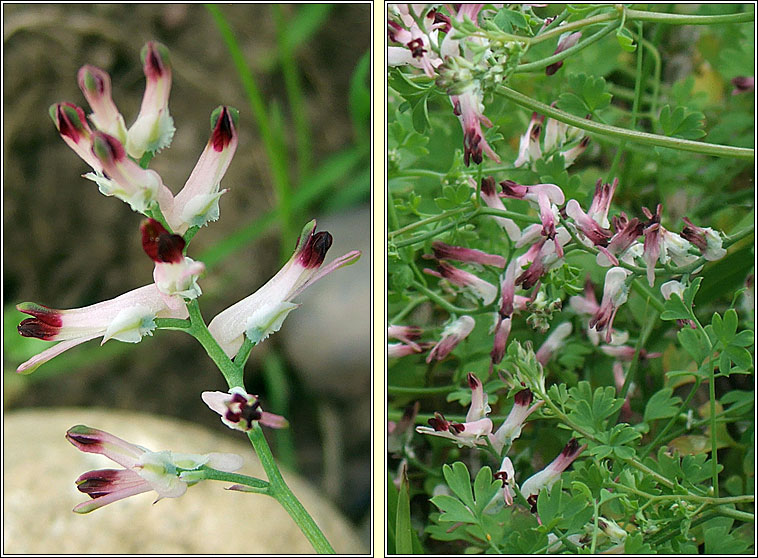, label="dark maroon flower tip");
[140,219,185,264]
[387,20,403,42]
[562,438,580,457]
[514,388,534,406]
[545,61,563,76]
[141,41,170,79]
[18,318,60,340]
[429,9,452,32]
[527,494,539,513]
[209,106,238,152]
[452,99,462,117]
[467,372,480,390]
[493,470,509,482]
[17,302,63,326]
[480,176,497,196]
[449,423,465,434]
[463,129,483,167]
[91,132,126,163]
[78,65,108,96]
[407,38,426,59]
[500,180,527,199]
[297,230,333,269]
[75,469,123,497]
[66,431,101,448]
[428,412,450,432]
[51,103,88,141]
